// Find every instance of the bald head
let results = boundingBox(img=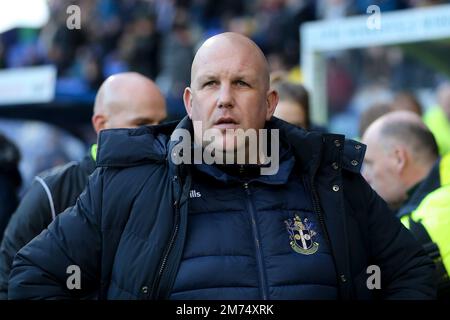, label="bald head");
[92,72,166,133]
[183,32,278,153]
[362,111,438,207]
[365,110,424,137]
[190,32,270,90]
[364,111,438,164]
